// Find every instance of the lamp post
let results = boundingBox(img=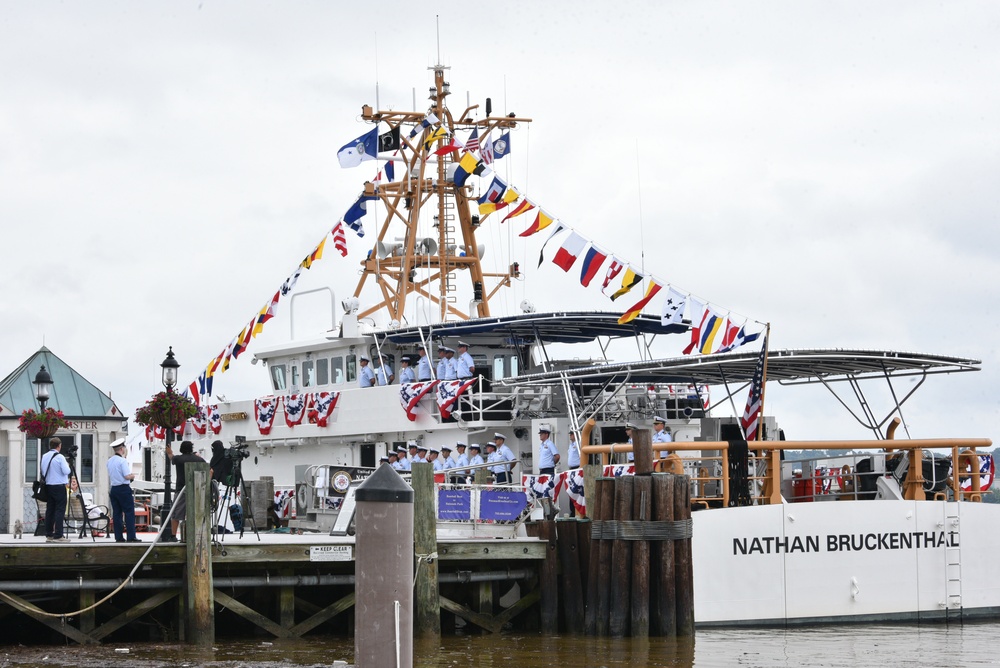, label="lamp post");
[33,365,53,411]
[160,347,180,525]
